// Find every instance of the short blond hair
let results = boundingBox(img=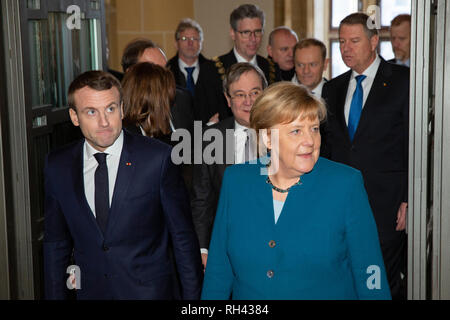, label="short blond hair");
[250,82,326,154]
[251,82,326,127]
